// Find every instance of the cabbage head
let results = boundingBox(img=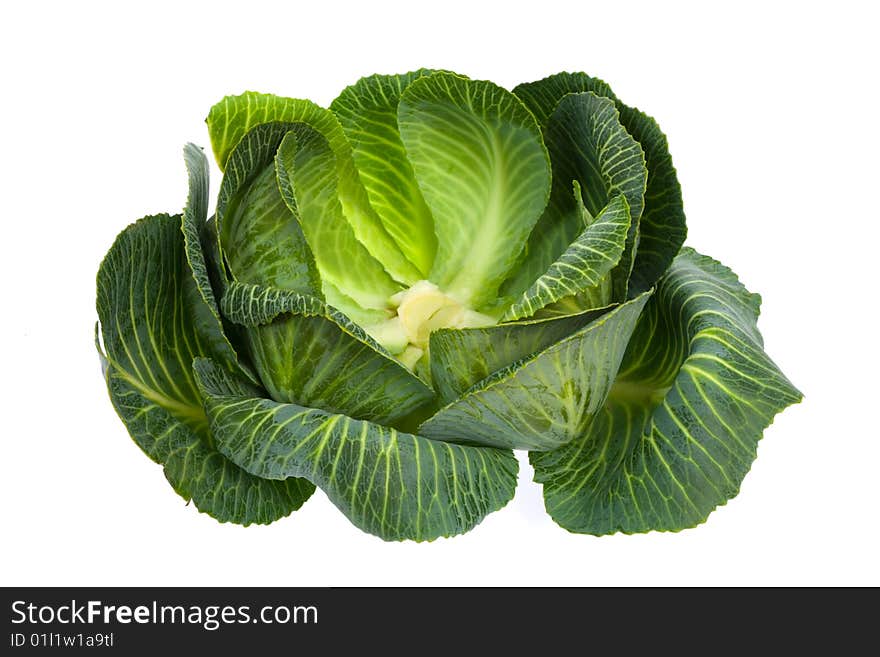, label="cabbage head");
[95,70,801,540]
